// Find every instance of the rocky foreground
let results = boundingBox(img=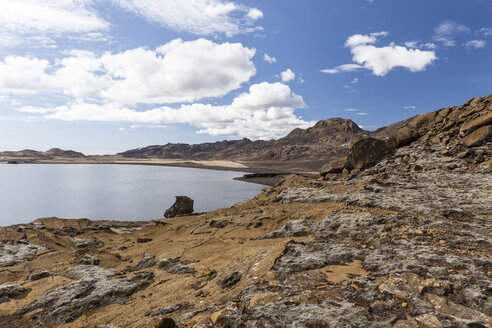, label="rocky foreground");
[0,95,491,328]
